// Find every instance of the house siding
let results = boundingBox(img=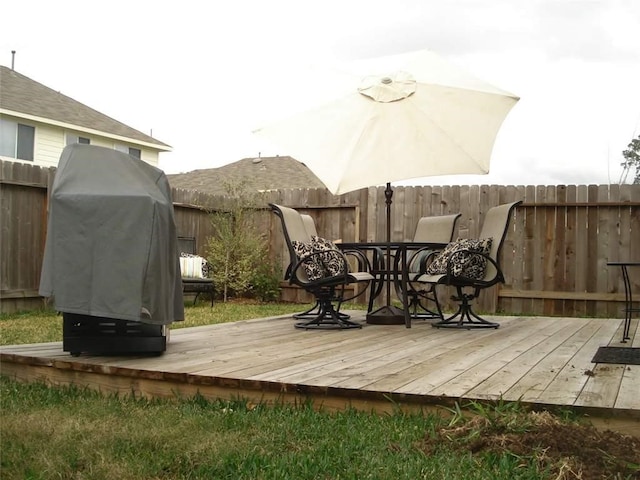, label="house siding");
[1,114,160,168]
[85,137,159,166]
[36,123,65,167]
[141,149,159,166]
